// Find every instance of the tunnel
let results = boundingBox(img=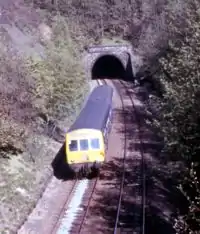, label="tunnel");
[92,55,126,79]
